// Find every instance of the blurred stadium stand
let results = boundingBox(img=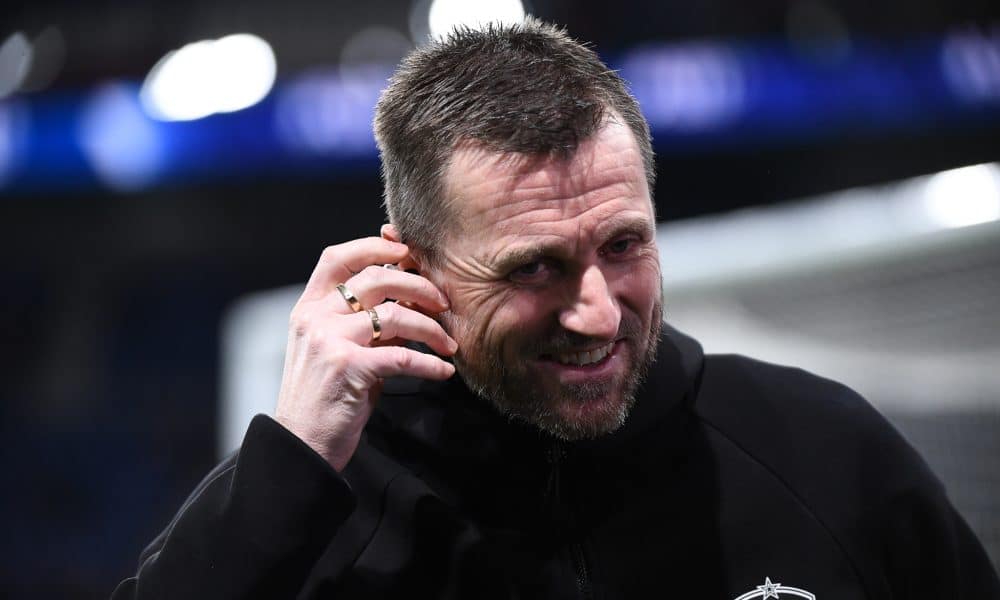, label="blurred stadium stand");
[1,0,998,597]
